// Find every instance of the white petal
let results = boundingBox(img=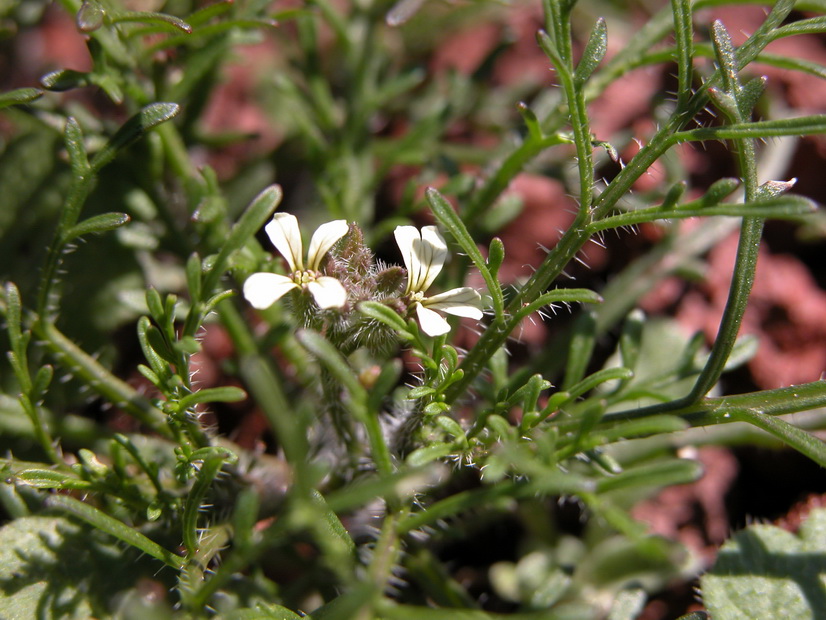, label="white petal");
[394,225,420,294]
[306,220,349,271]
[307,276,347,309]
[265,213,303,272]
[415,303,451,336]
[416,226,447,292]
[243,272,297,309]
[425,287,484,319]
